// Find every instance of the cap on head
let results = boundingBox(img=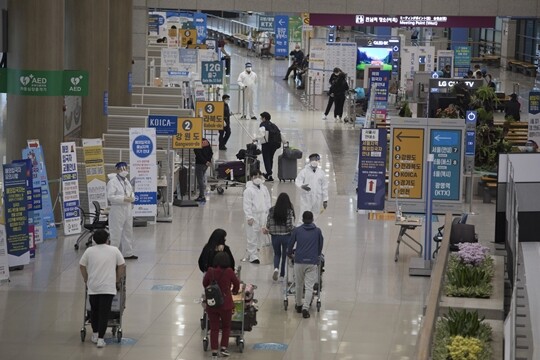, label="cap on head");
[115,161,128,169]
[245,62,252,69]
[302,211,314,224]
[222,94,230,100]
[308,153,320,161]
[260,111,271,121]
[510,93,517,100]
